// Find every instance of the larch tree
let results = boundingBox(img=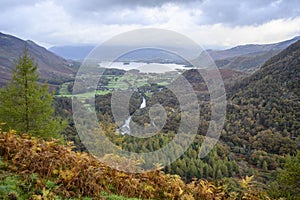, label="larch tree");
[0,48,65,139]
